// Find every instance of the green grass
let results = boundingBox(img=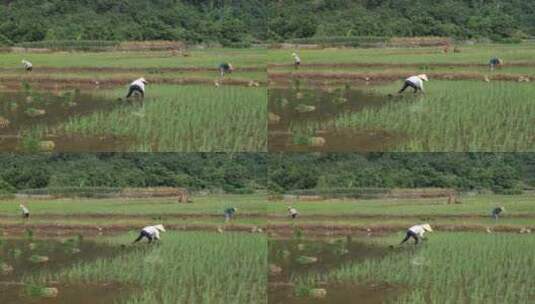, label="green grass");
[337,81,534,151]
[59,85,267,152]
[267,194,535,217]
[0,48,266,68]
[323,232,535,304]
[0,194,267,216]
[267,43,535,65]
[285,80,534,151]
[26,232,267,304]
